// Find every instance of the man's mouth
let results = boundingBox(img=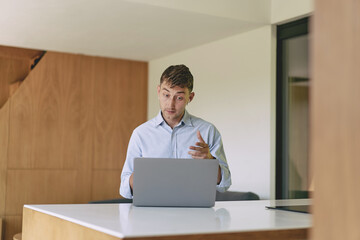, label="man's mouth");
[166,109,175,114]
